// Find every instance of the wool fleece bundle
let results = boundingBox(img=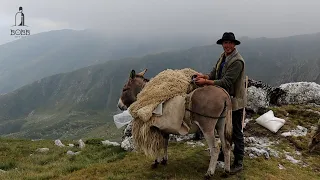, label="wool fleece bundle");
[129,68,198,122]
